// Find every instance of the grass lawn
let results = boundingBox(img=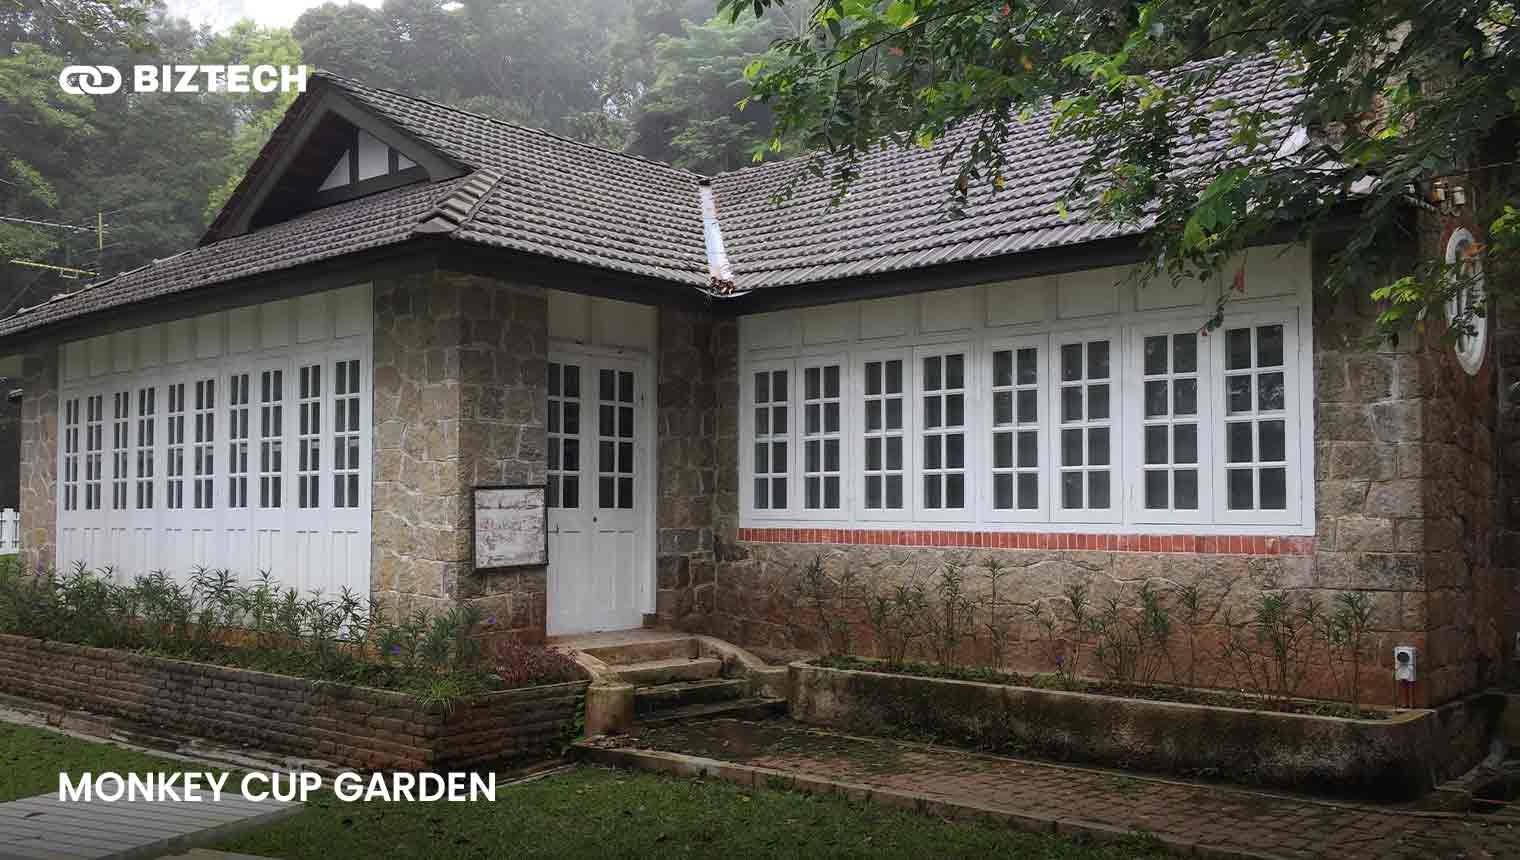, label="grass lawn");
[2,721,1167,859]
